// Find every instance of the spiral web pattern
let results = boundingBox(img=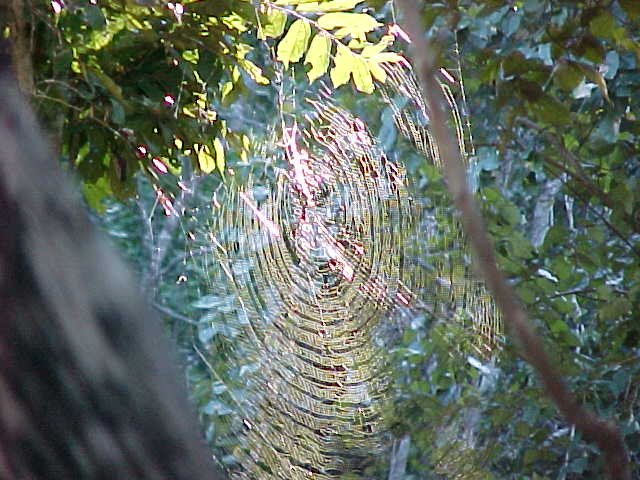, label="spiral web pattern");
[192,55,501,478]
[209,93,418,479]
